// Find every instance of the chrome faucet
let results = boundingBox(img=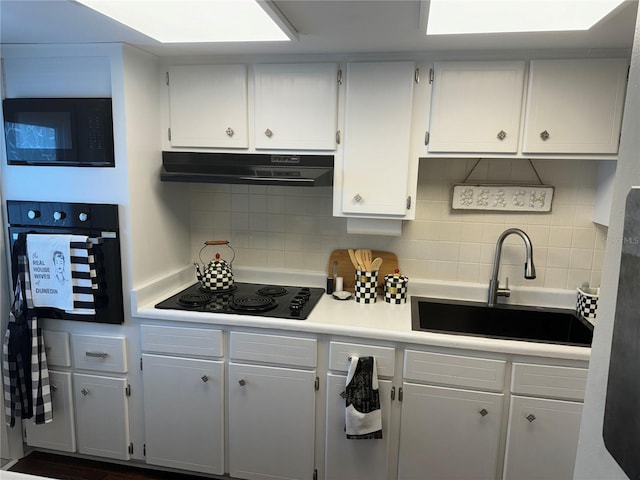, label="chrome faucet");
[488,228,536,307]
